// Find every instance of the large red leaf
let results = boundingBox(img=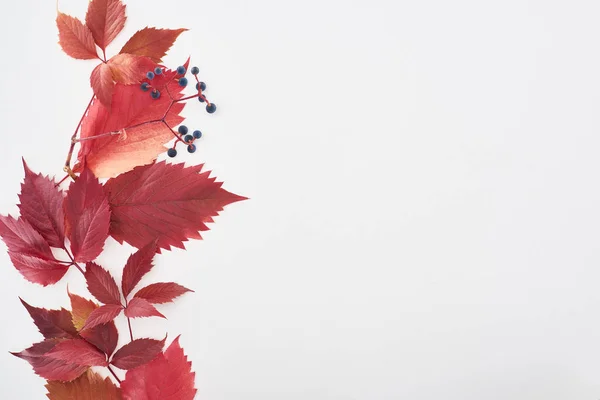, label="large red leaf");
[85,262,122,305]
[111,337,165,370]
[46,370,122,400]
[45,339,108,367]
[21,299,77,339]
[77,61,188,178]
[120,27,186,63]
[56,13,99,60]
[121,242,156,298]
[82,304,123,331]
[134,282,192,304]
[64,166,111,262]
[121,337,196,400]
[105,161,247,251]
[12,340,88,382]
[124,298,165,319]
[9,252,69,286]
[18,160,65,248]
[85,0,127,51]
[0,215,54,259]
